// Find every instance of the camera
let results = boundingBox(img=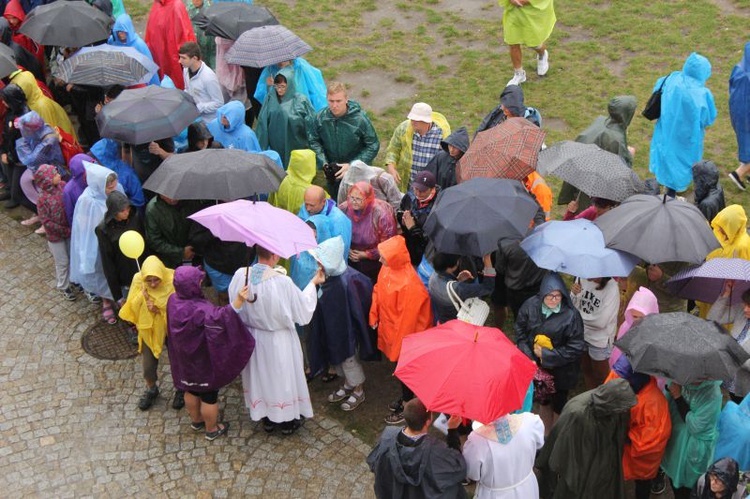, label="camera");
[323,162,342,182]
